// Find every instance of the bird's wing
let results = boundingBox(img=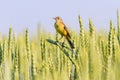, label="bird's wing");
[63,23,71,38]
